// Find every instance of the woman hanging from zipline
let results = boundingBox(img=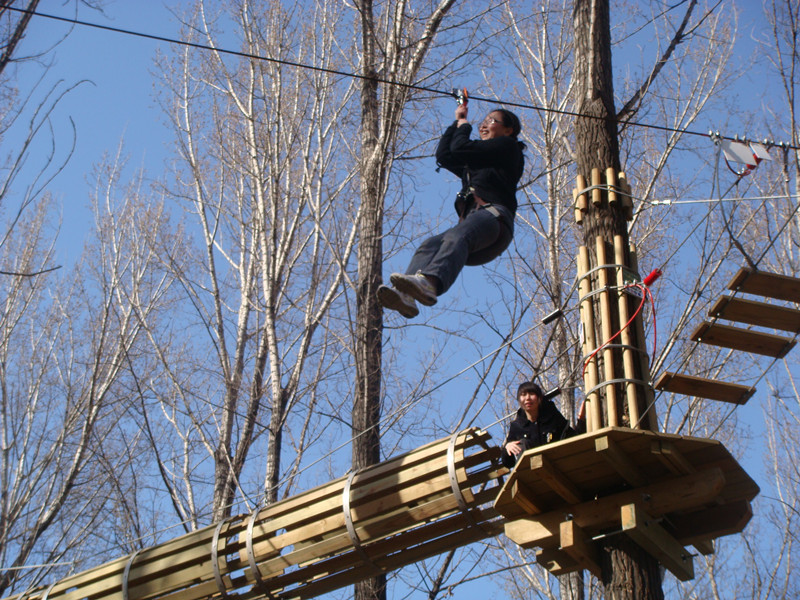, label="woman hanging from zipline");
[378,93,525,318]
